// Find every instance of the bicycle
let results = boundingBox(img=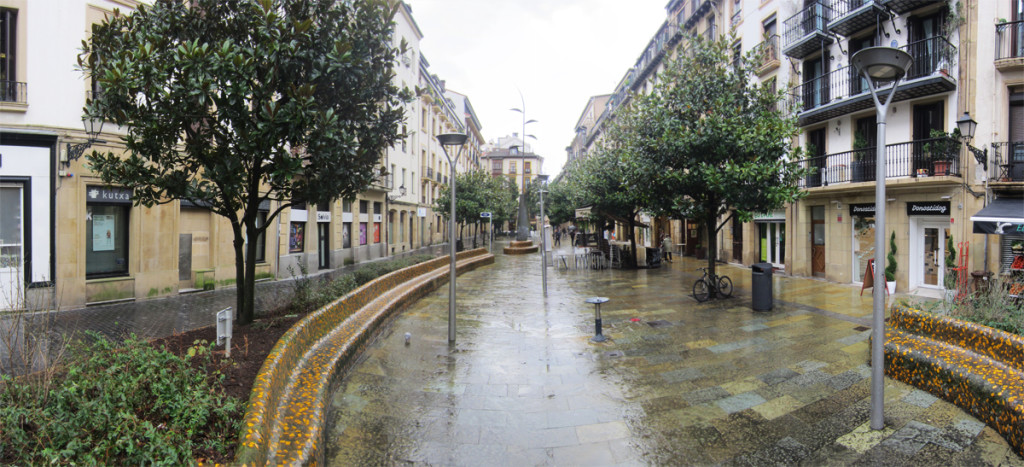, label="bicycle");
[692,267,733,302]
